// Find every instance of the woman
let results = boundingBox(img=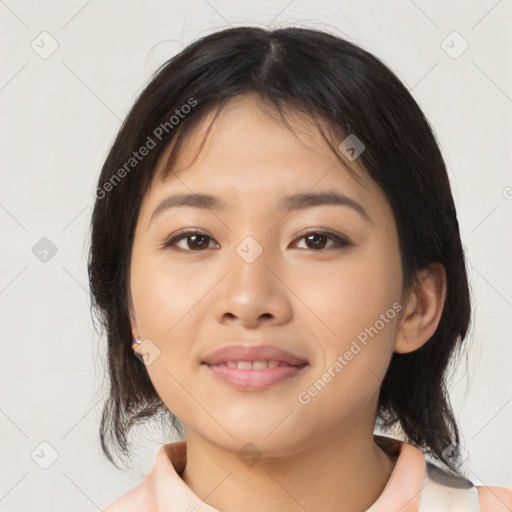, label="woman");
[88,26,512,511]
